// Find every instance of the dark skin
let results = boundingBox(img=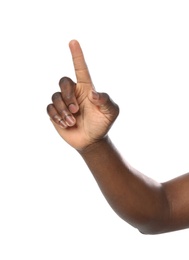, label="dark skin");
[47,40,189,235]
